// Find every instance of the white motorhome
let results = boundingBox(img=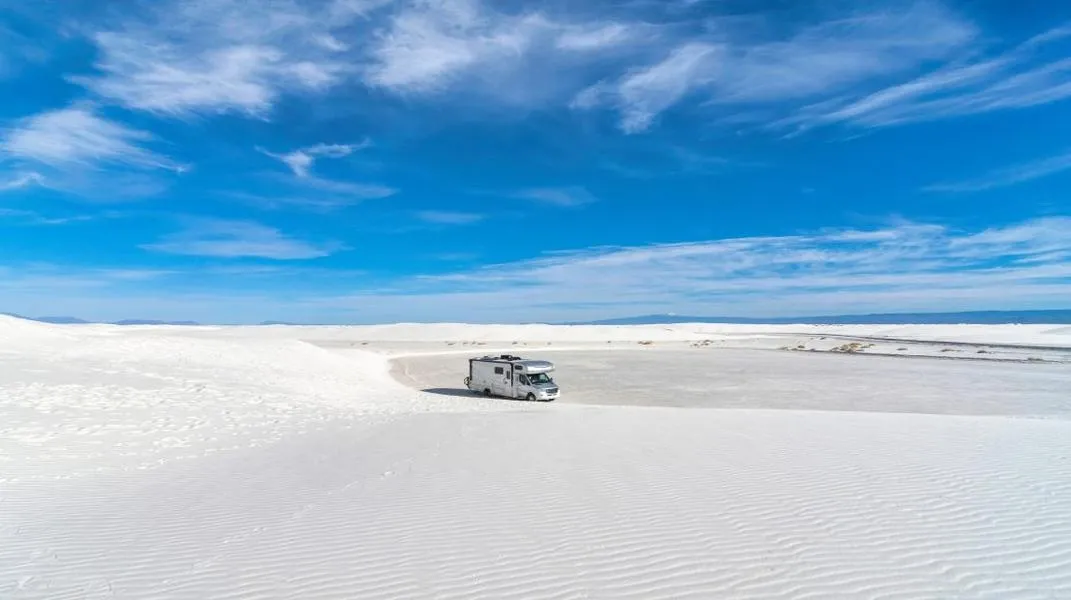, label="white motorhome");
[465,354,560,401]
